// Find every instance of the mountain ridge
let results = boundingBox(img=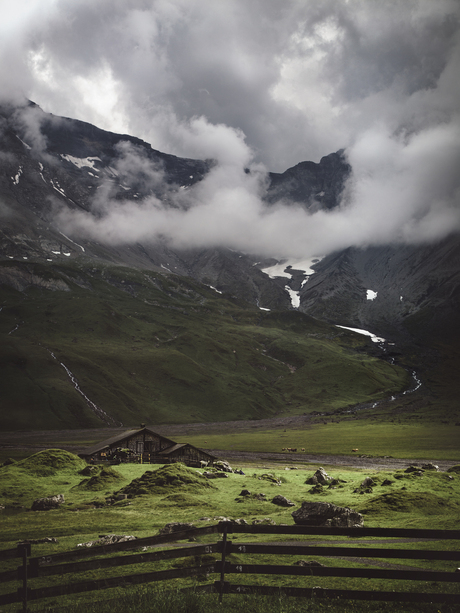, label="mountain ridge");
[1,101,459,430]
